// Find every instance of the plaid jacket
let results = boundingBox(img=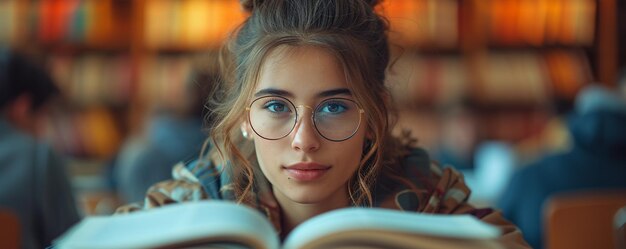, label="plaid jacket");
[116,148,530,249]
